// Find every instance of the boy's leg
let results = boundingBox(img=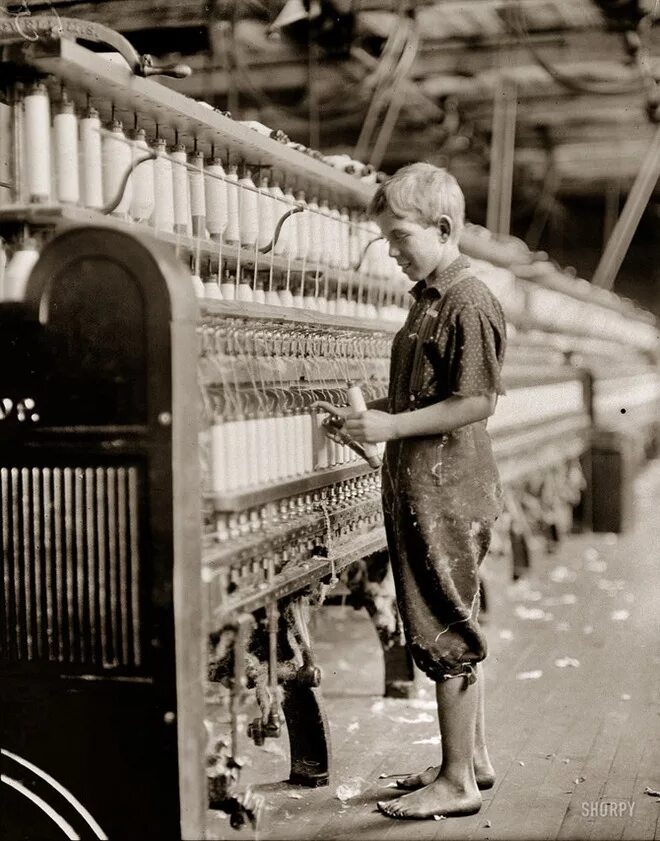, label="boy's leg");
[395,664,495,790]
[473,664,495,787]
[378,675,482,819]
